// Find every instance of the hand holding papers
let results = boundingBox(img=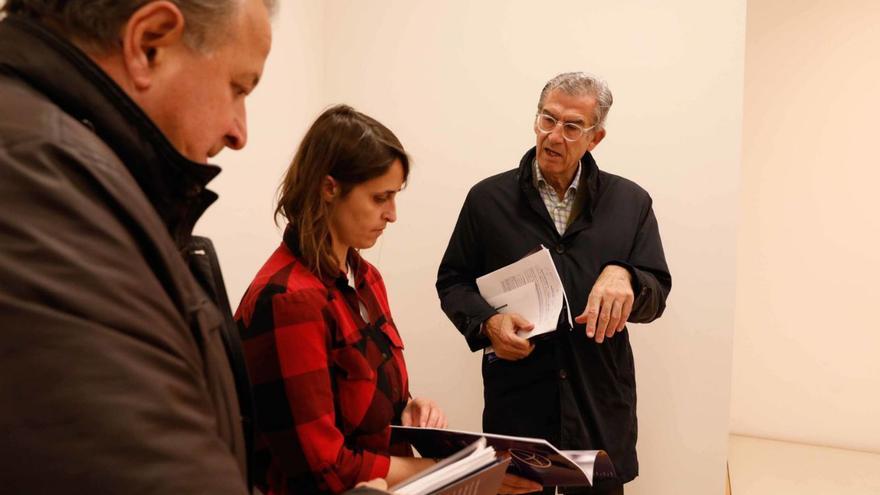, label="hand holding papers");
[390,438,510,495]
[477,247,571,342]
